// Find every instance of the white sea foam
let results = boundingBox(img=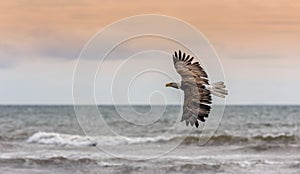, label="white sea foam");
[26,132,176,147]
[26,132,96,146]
[26,131,299,147]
